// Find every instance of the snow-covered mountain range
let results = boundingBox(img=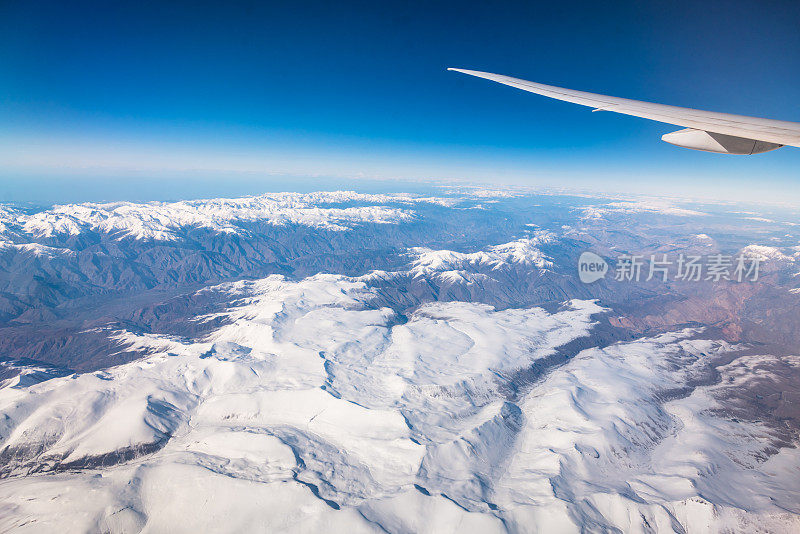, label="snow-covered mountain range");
[1,188,799,532]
